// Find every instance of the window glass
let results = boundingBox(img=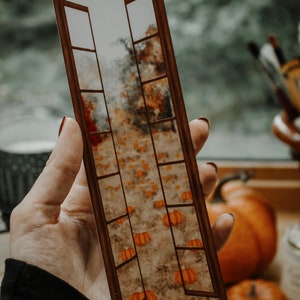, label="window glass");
[165,0,300,160]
